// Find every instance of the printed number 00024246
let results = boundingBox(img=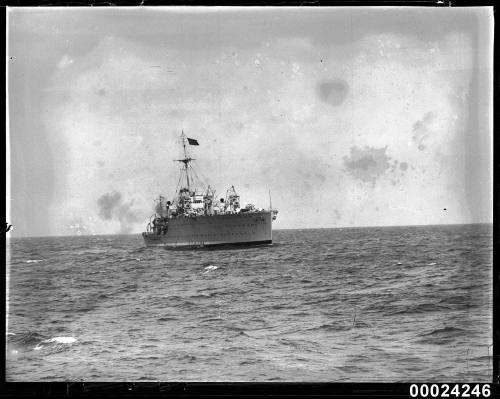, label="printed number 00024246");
[409,384,491,398]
